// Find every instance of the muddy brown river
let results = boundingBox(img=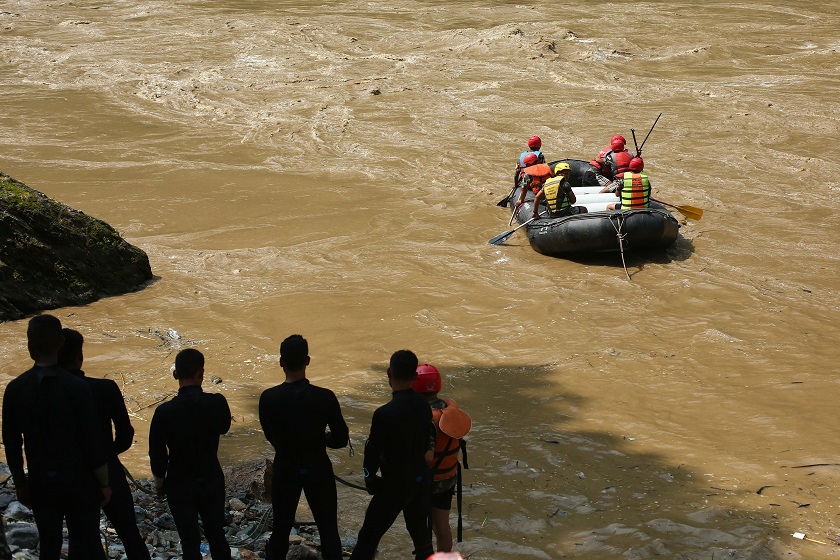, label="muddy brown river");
[2,1,840,557]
